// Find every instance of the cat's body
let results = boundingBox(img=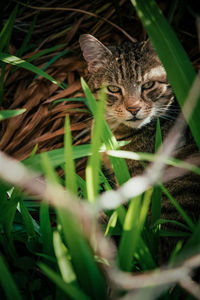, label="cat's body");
[79,34,200,261]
